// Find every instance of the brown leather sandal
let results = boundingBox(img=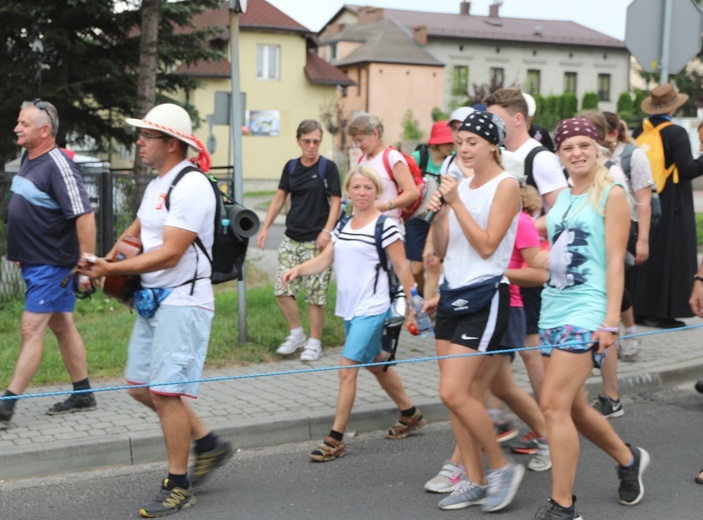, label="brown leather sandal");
[309,436,347,462]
